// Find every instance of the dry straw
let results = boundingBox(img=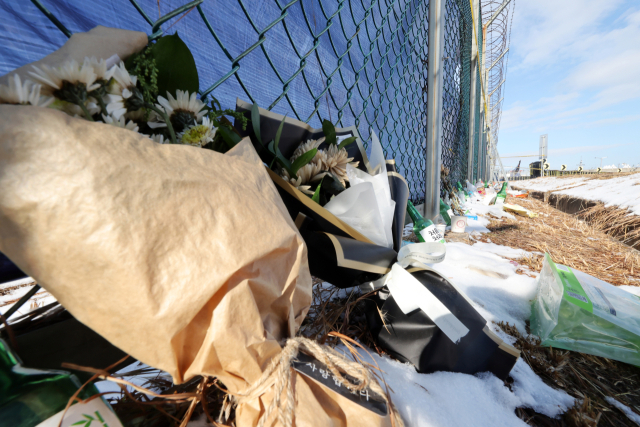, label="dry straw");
[478,196,640,287]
